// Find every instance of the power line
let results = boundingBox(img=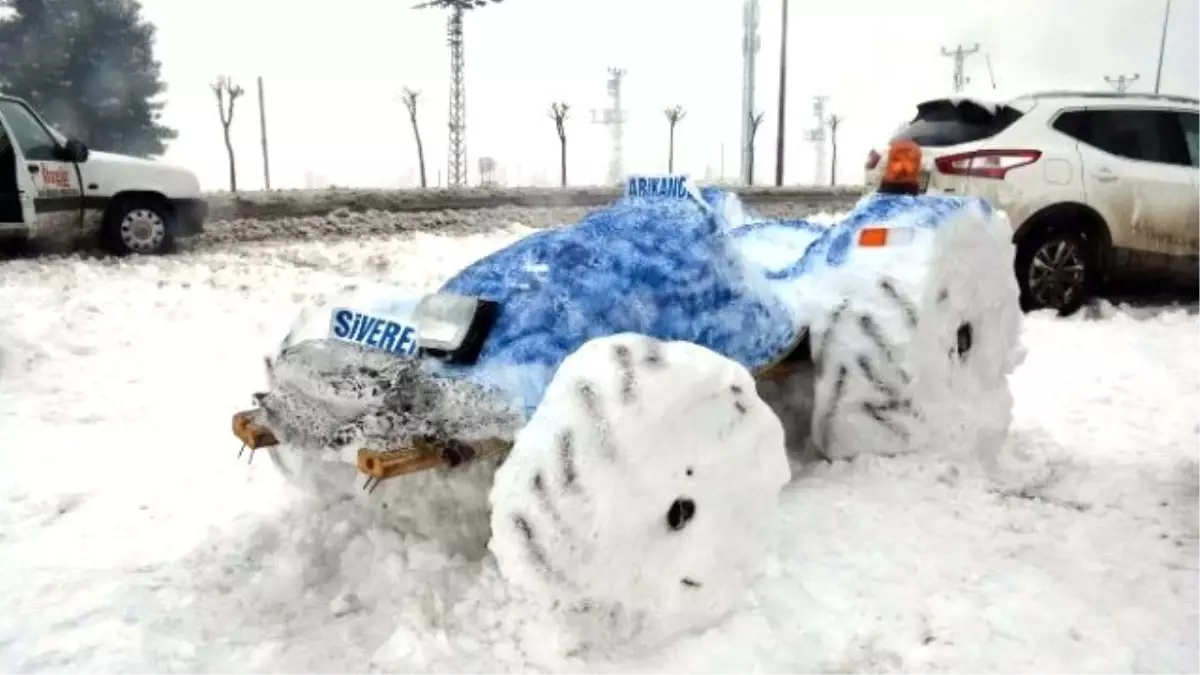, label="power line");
[1104,74,1140,92]
[940,43,981,93]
